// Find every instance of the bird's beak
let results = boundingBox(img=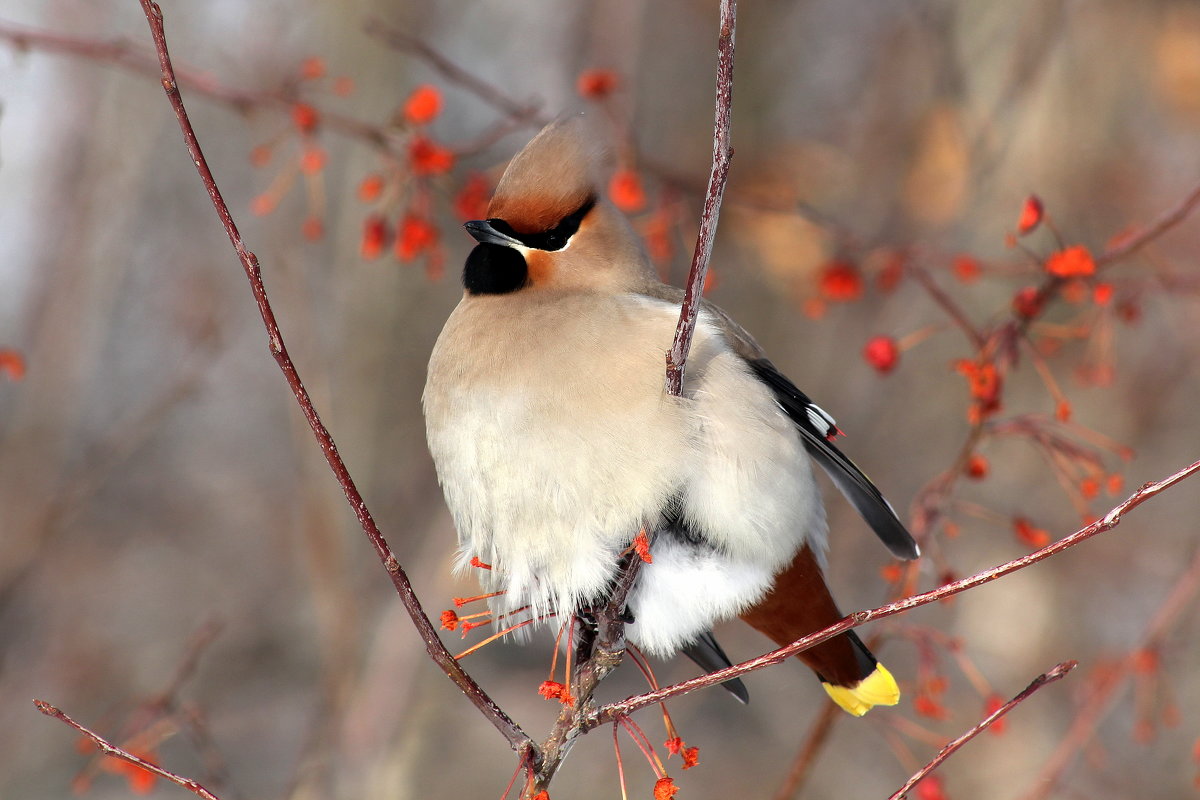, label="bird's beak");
[464,219,522,248]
